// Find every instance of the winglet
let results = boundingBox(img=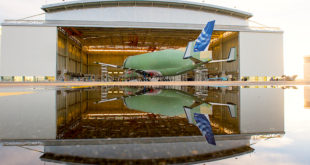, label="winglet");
[227,104,237,118]
[227,47,237,62]
[183,41,195,59]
